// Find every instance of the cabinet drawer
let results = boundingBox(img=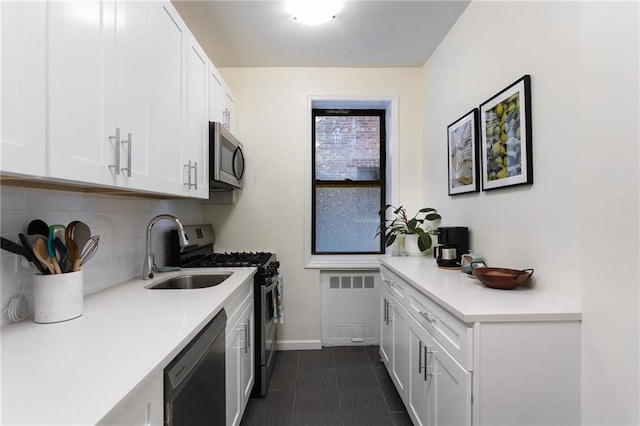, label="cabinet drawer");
[380,266,407,306]
[225,280,253,334]
[406,284,472,371]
